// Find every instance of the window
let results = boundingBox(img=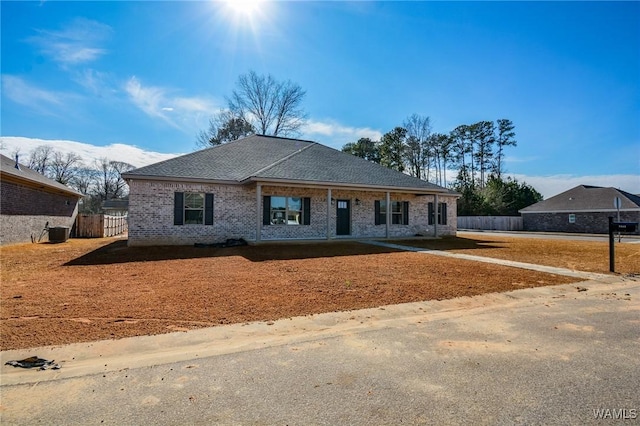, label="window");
[184,193,204,224]
[428,202,447,225]
[263,196,311,226]
[375,200,409,225]
[568,214,576,224]
[174,192,214,225]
